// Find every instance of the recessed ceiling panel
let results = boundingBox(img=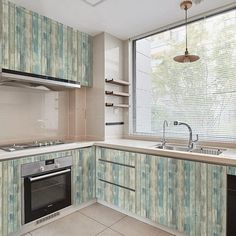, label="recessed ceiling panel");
[82,0,107,7]
[10,0,236,39]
